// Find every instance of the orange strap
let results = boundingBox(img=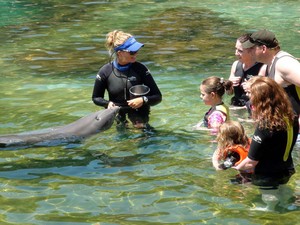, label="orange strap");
[223,144,249,166]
